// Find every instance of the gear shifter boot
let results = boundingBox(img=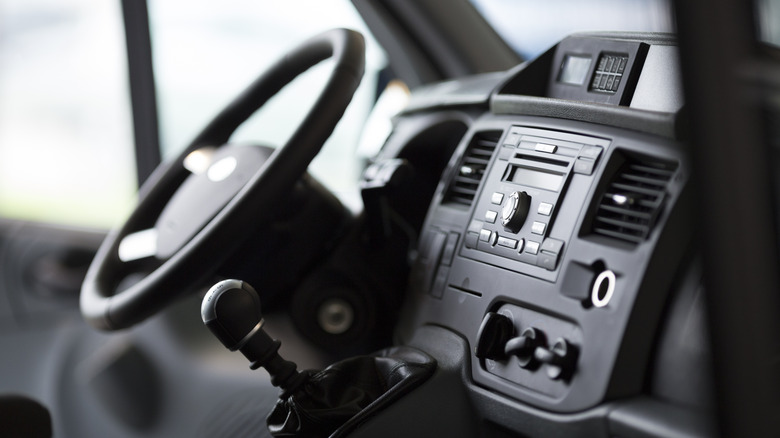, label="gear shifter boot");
[202,279,436,438]
[267,346,436,438]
